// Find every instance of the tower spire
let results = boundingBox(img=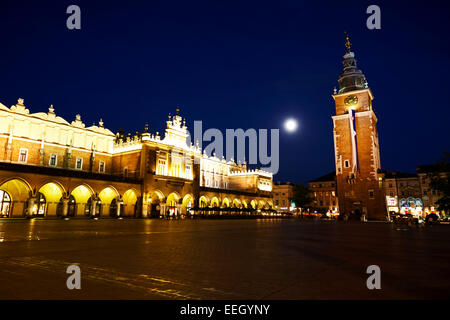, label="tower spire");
[344,31,351,53]
[337,34,367,94]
